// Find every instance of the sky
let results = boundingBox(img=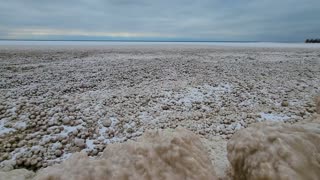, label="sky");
[0,0,319,42]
